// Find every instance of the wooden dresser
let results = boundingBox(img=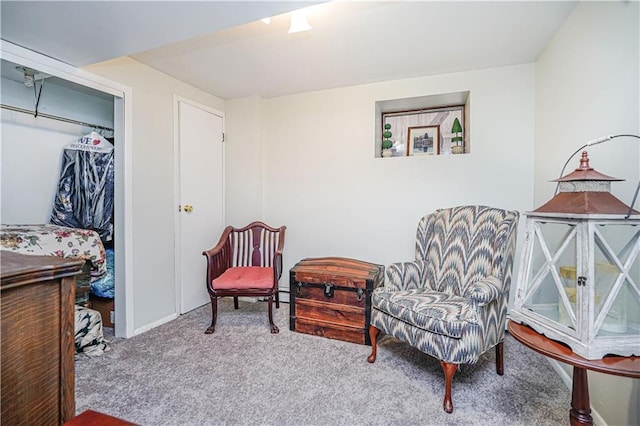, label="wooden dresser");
[1,251,83,425]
